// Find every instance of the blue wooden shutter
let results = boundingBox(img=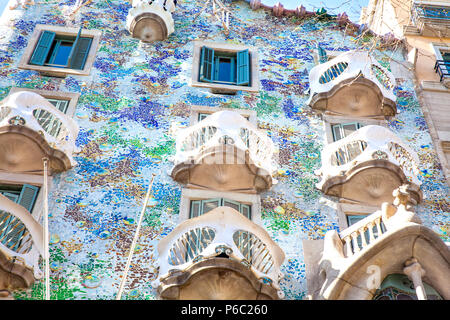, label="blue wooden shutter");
[69,28,92,70]
[17,184,39,212]
[0,185,39,251]
[236,49,250,86]
[29,30,56,66]
[200,46,214,82]
[190,200,202,219]
[317,44,328,63]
